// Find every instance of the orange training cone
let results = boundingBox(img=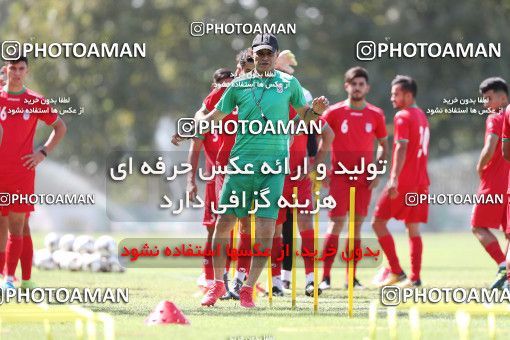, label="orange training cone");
[145,300,190,325]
